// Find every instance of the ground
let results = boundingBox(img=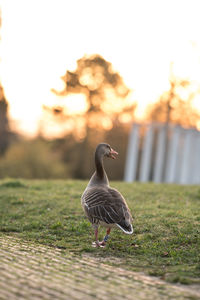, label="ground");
[0,179,200,299]
[1,236,200,300]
